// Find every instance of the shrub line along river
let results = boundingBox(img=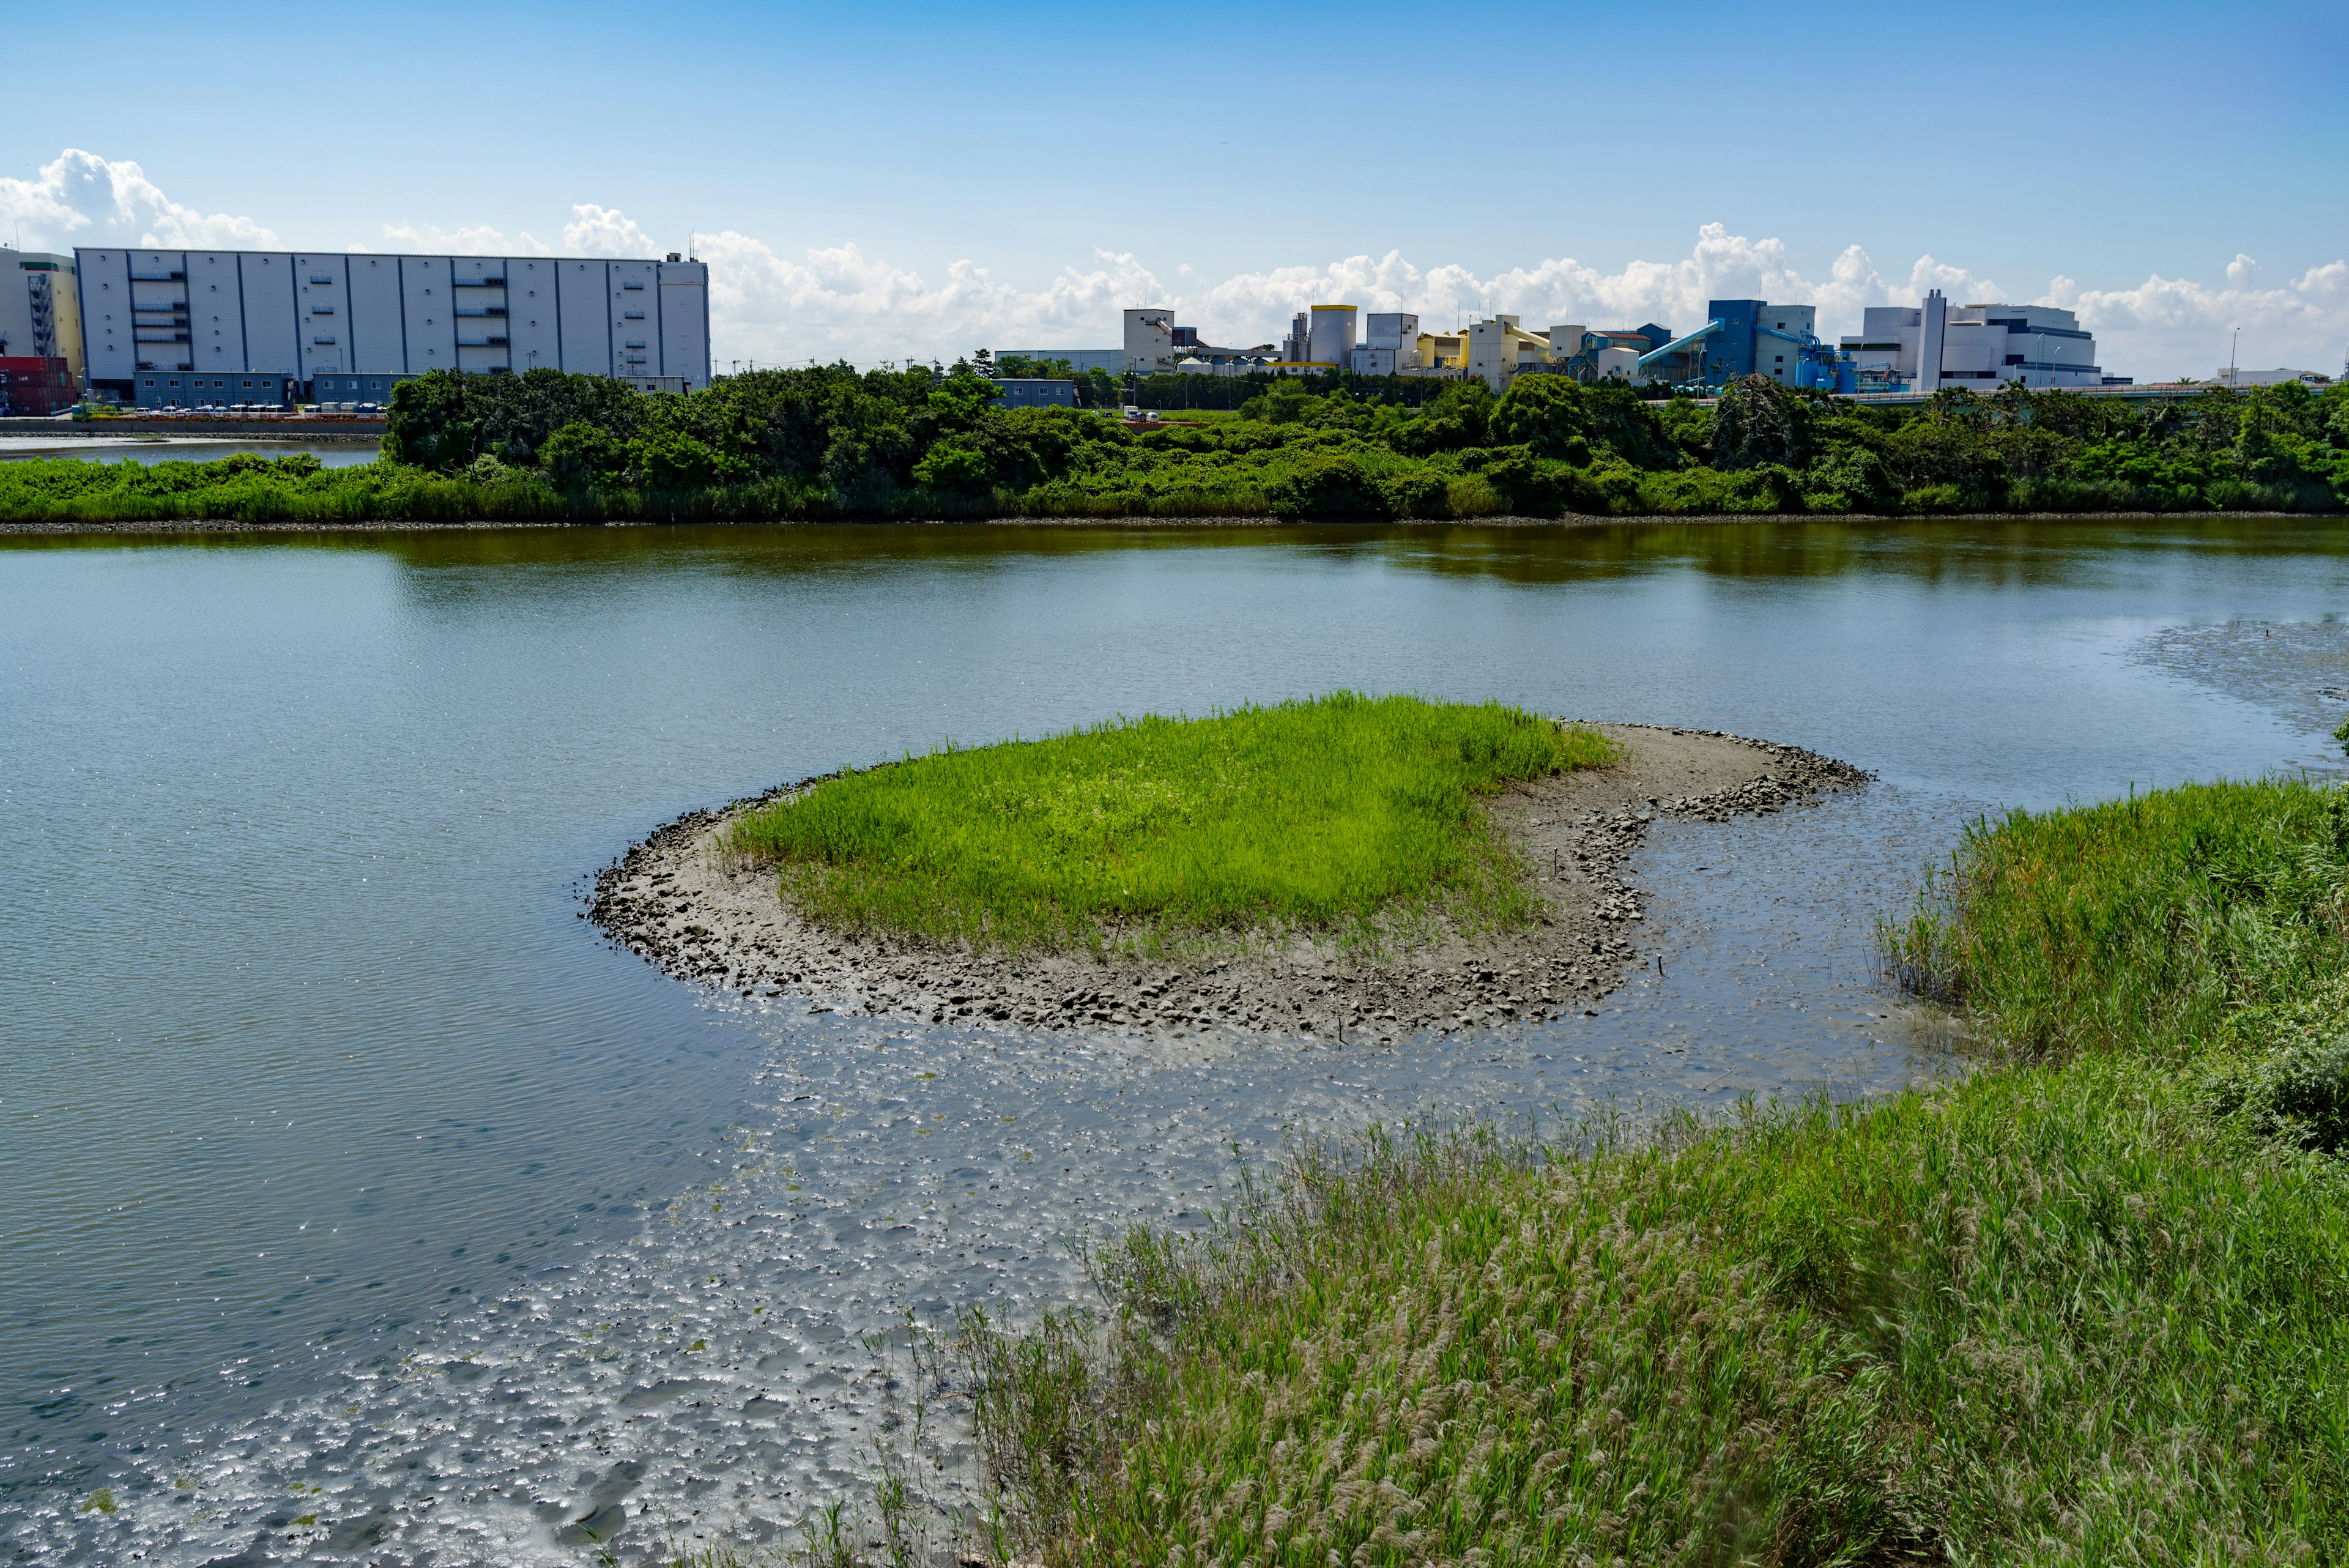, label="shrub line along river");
[2,518,2345,1564]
